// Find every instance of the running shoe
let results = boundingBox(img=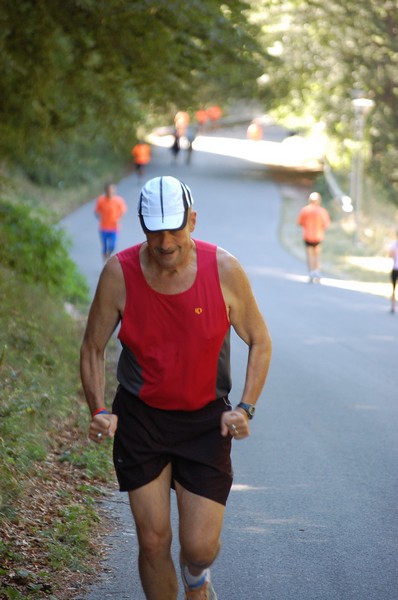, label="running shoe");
[184,578,218,600]
[181,565,218,600]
